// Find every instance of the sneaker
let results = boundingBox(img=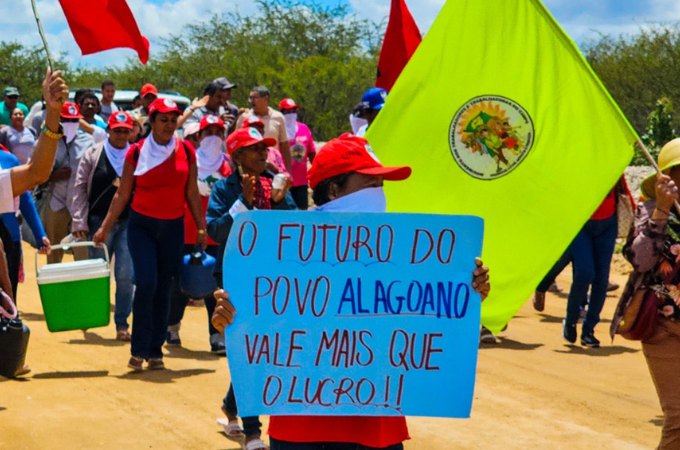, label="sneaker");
[532,291,545,312]
[147,358,165,370]
[581,332,600,348]
[480,326,498,344]
[210,333,226,355]
[128,356,144,372]
[562,320,577,344]
[166,322,181,347]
